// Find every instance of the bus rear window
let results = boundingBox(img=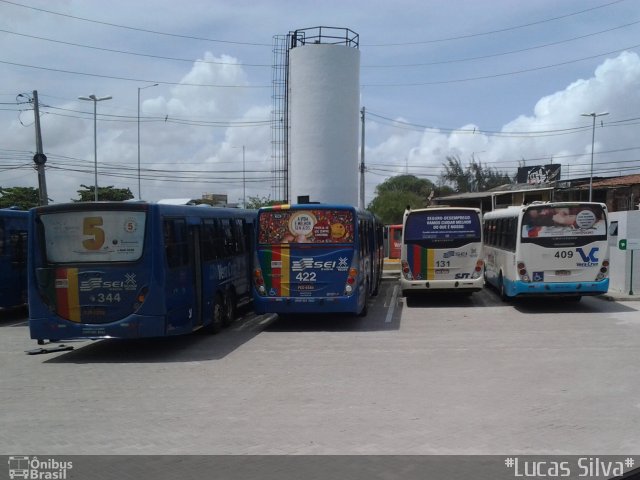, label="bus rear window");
[40,211,146,263]
[258,209,354,244]
[521,205,606,241]
[404,210,481,247]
